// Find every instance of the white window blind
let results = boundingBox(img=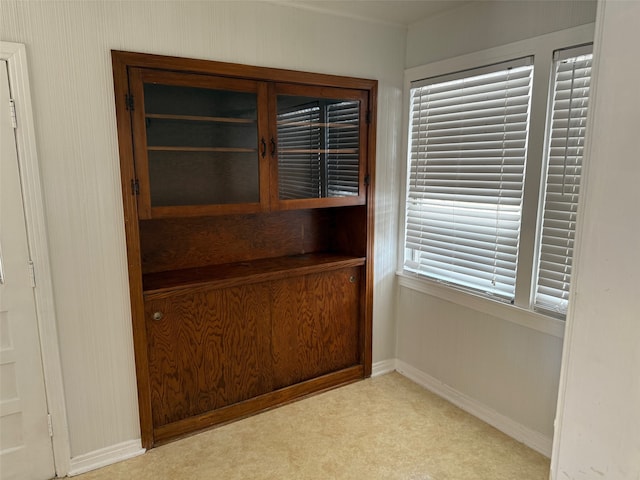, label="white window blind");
[404,58,534,301]
[534,47,592,316]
